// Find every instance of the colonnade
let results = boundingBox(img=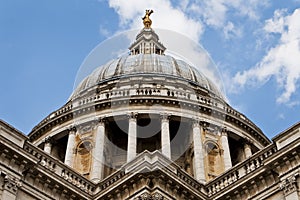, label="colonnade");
[43,113,244,183]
